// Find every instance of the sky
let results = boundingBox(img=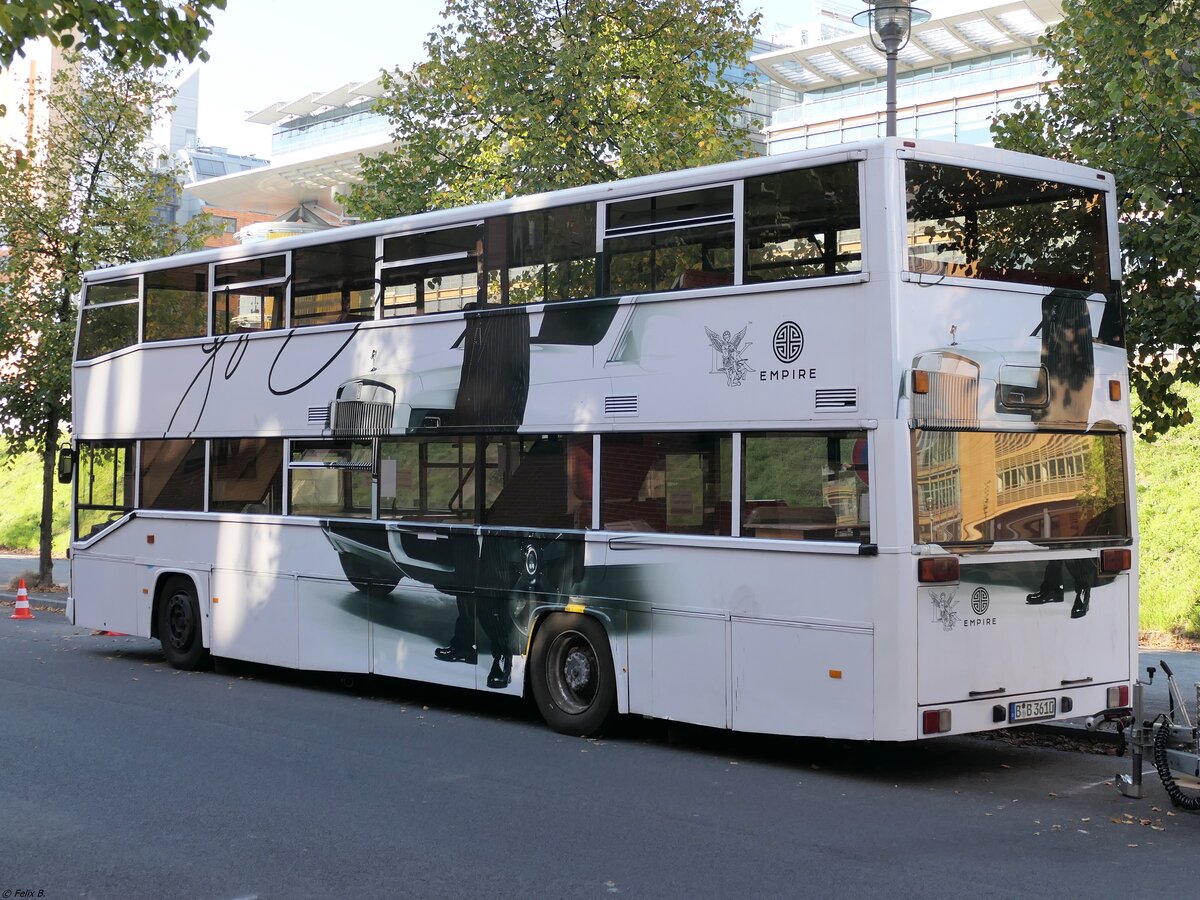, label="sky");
[193,0,987,159]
